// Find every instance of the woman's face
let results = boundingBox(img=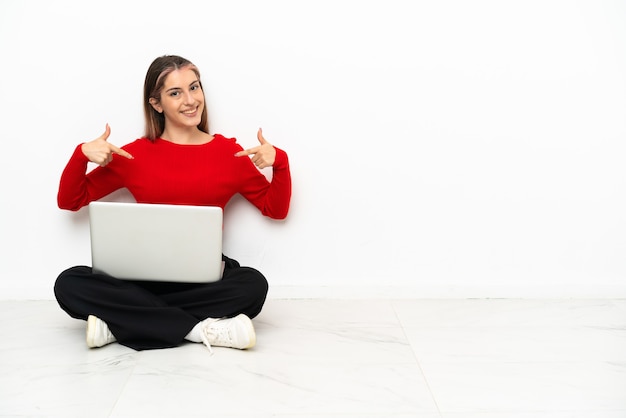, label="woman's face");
[152,67,204,130]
